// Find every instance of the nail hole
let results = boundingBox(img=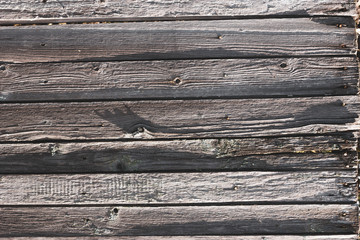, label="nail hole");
[40,43,46,47]
[93,66,100,71]
[43,80,48,84]
[173,77,182,84]
[343,67,348,70]
[343,85,348,89]
[280,63,287,68]
[0,65,5,71]
[82,156,87,160]
[113,208,119,214]
[42,0,47,3]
